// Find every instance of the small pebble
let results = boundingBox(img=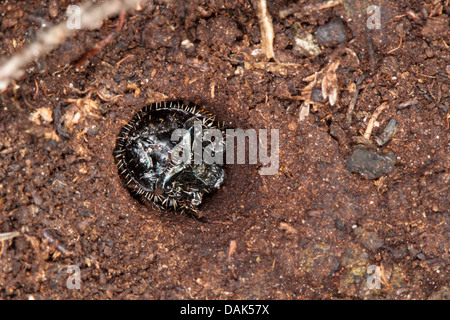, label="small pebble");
[288,121,298,131]
[360,231,384,251]
[375,118,397,147]
[425,47,434,58]
[346,146,395,179]
[315,18,348,46]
